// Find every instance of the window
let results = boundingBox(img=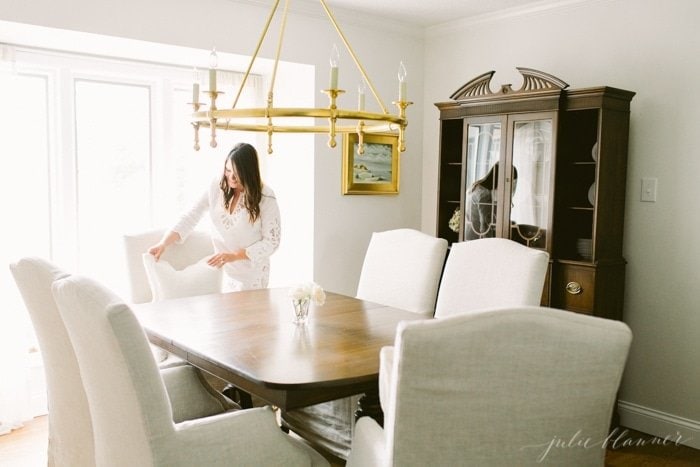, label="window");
[74,79,153,289]
[1,40,315,417]
[1,47,275,296]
